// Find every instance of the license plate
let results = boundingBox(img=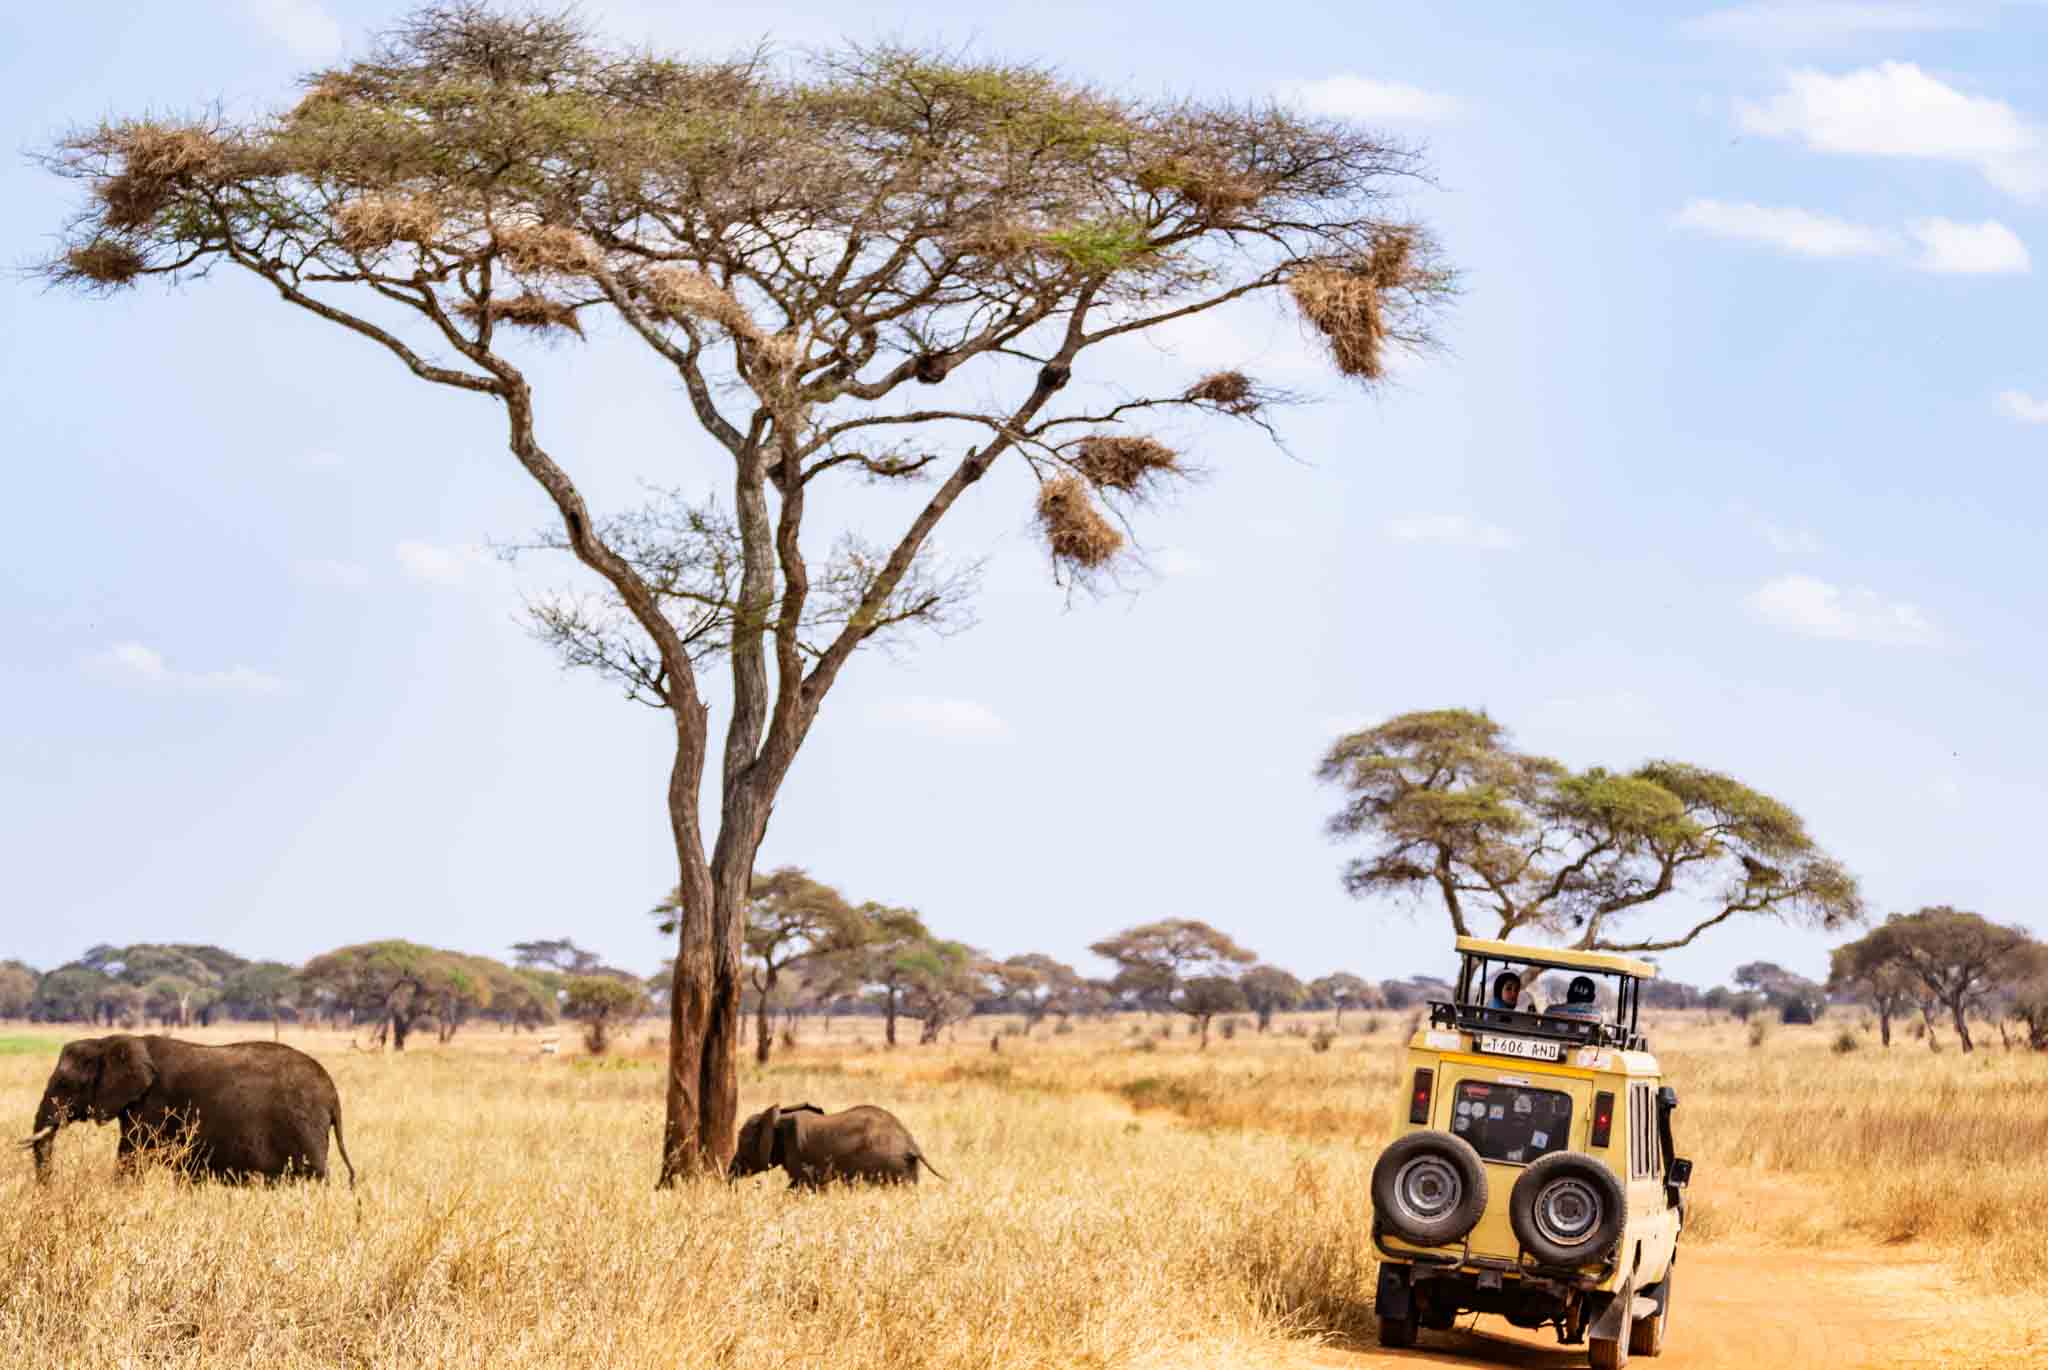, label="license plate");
[1479,1034,1562,1062]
